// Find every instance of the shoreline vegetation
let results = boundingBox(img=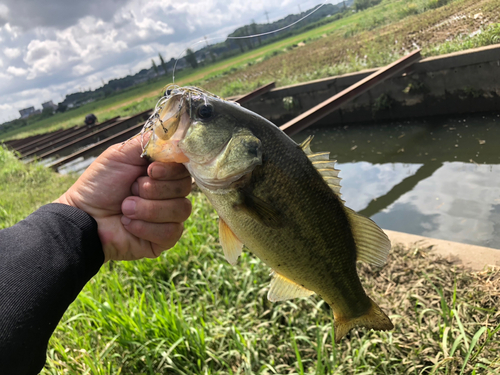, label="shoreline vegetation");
[1,0,499,141]
[1,127,499,374]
